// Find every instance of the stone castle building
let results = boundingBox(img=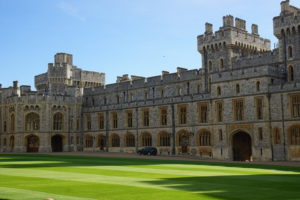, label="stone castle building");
[1,1,300,161]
